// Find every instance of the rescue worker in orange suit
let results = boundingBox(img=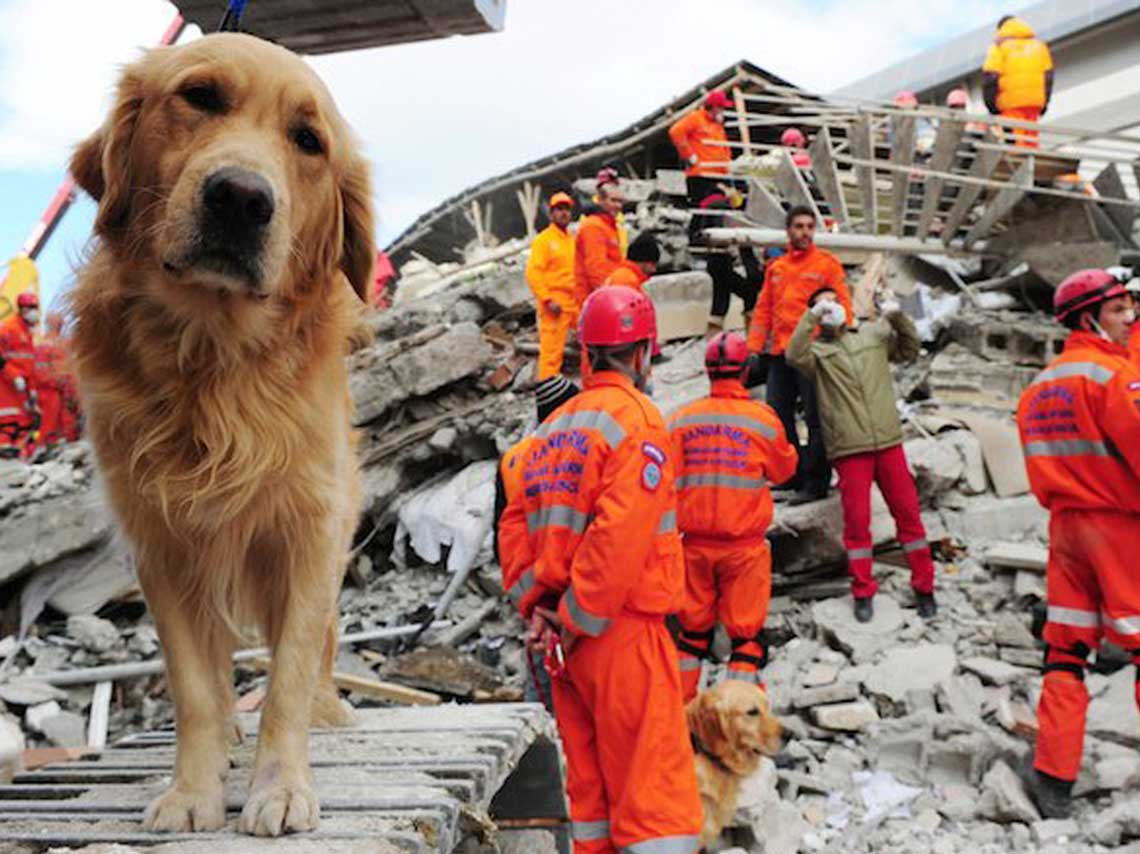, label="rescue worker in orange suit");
[603,232,658,290]
[0,292,40,459]
[1015,268,1140,819]
[747,205,852,505]
[669,332,798,701]
[32,312,78,449]
[498,286,702,853]
[527,192,579,380]
[983,14,1053,149]
[574,177,625,306]
[495,374,581,711]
